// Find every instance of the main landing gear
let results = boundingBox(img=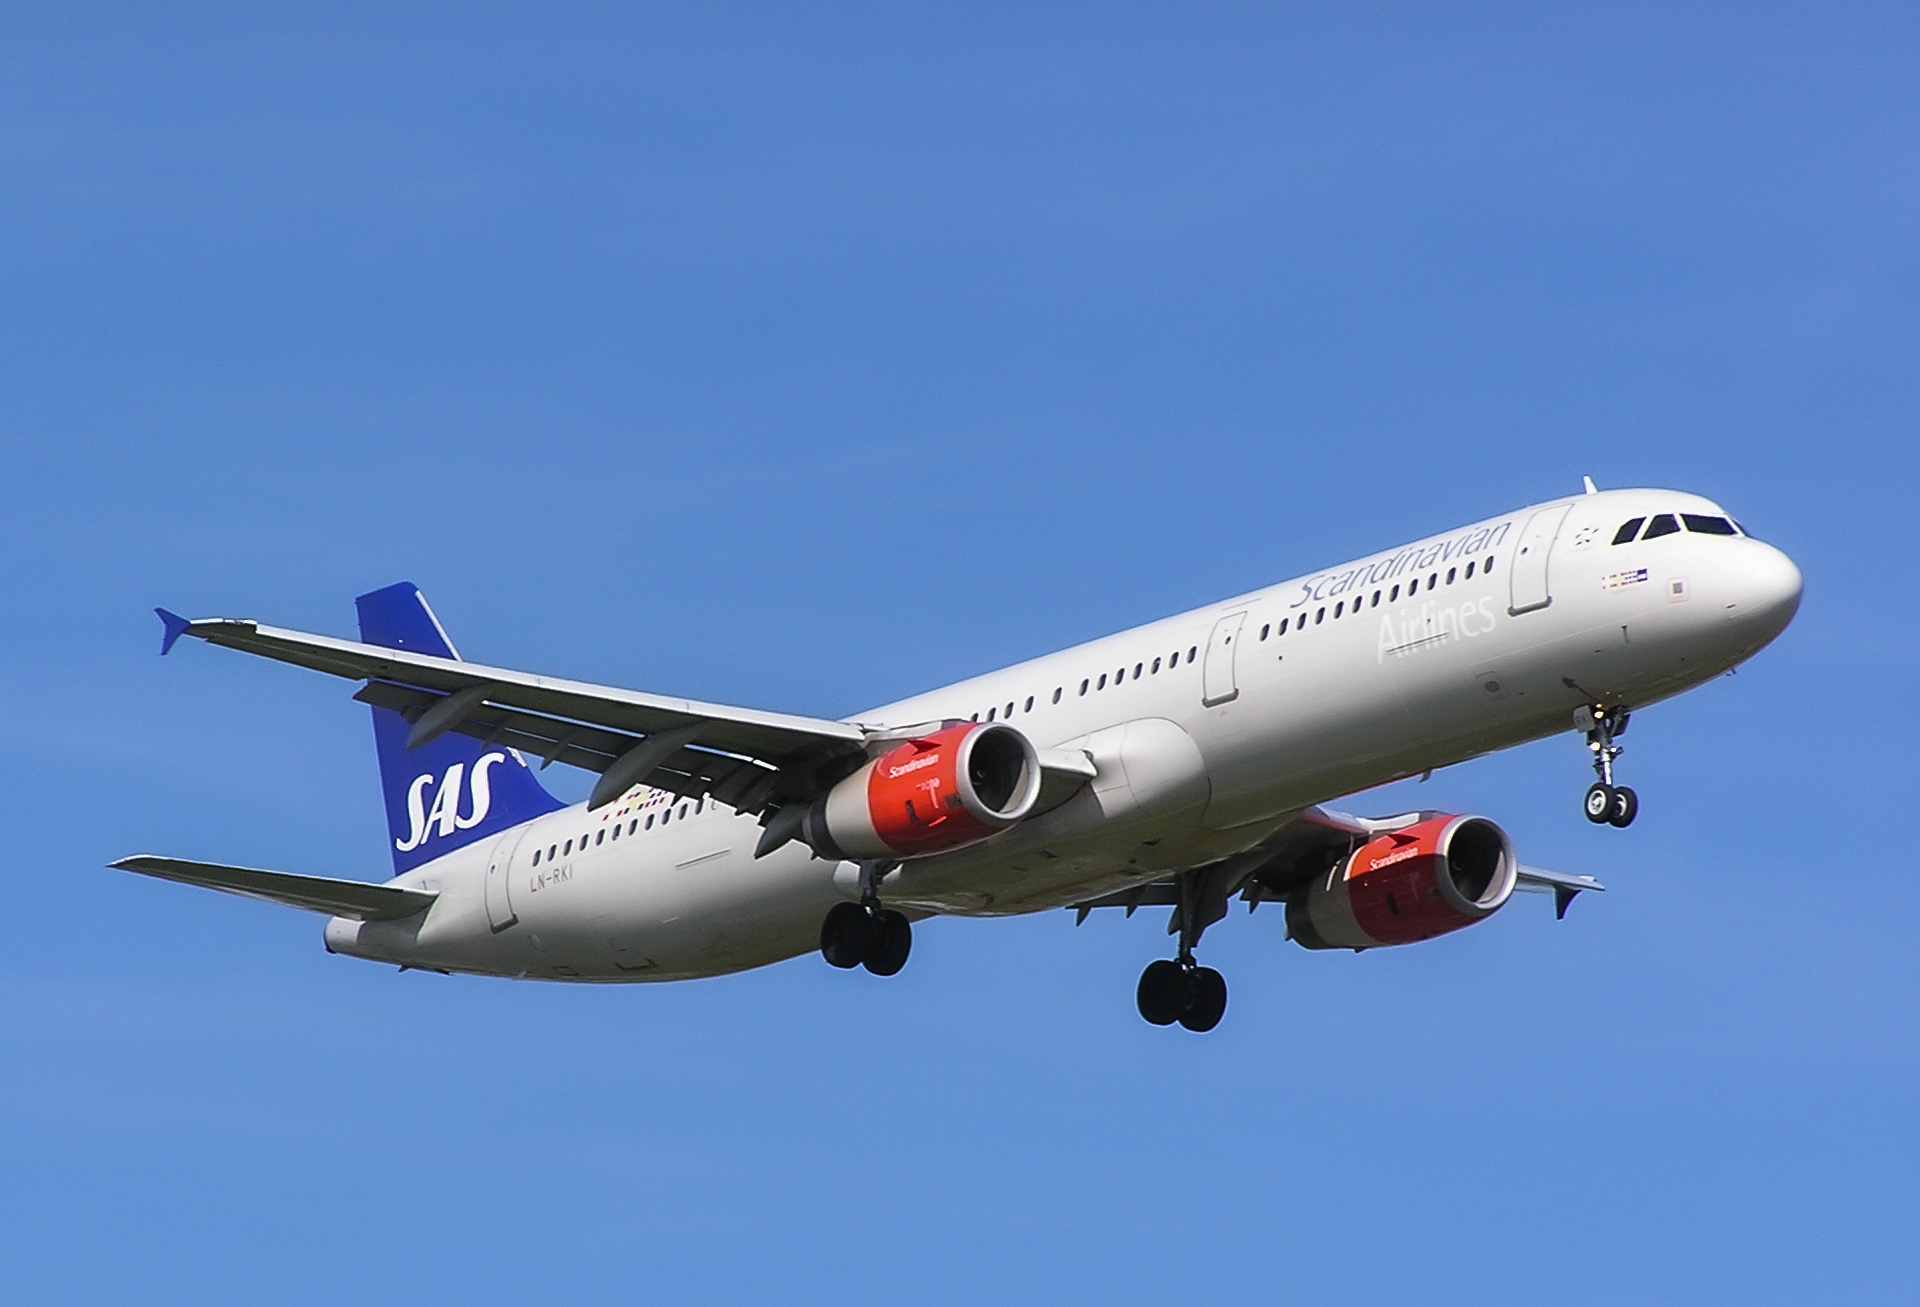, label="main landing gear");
[820,902,912,975]
[1136,869,1230,1032]
[1575,703,1638,828]
[1137,958,1227,1031]
[819,861,912,976]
